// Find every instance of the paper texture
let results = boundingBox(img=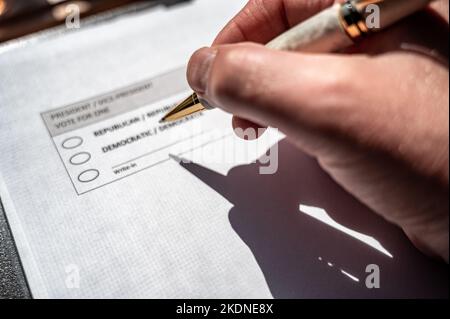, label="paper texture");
[0,0,447,299]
